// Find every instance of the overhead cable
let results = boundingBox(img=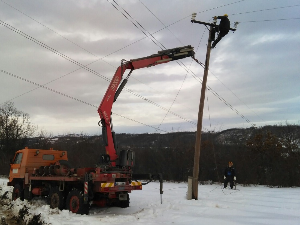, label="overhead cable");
[243,17,300,23]
[1,0,270,129]
[0,69,169,133]
[231,4,300,16]
[120,0,254,127]
[2,0,291,106]
[0,19,197,127]
[107,0,255,127]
